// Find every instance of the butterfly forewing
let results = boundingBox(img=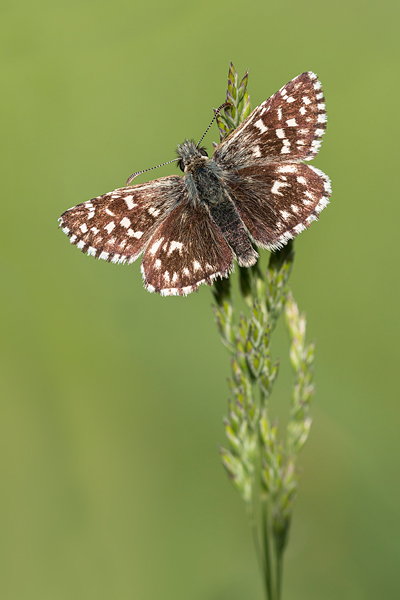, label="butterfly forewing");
[59,176,184,264]
[228,163,331,250]
[214,72,326,169]
[141,200,233,296]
